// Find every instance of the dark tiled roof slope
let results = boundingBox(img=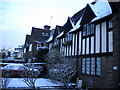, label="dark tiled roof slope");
[24,34,32,47]
[31,27,50,42]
